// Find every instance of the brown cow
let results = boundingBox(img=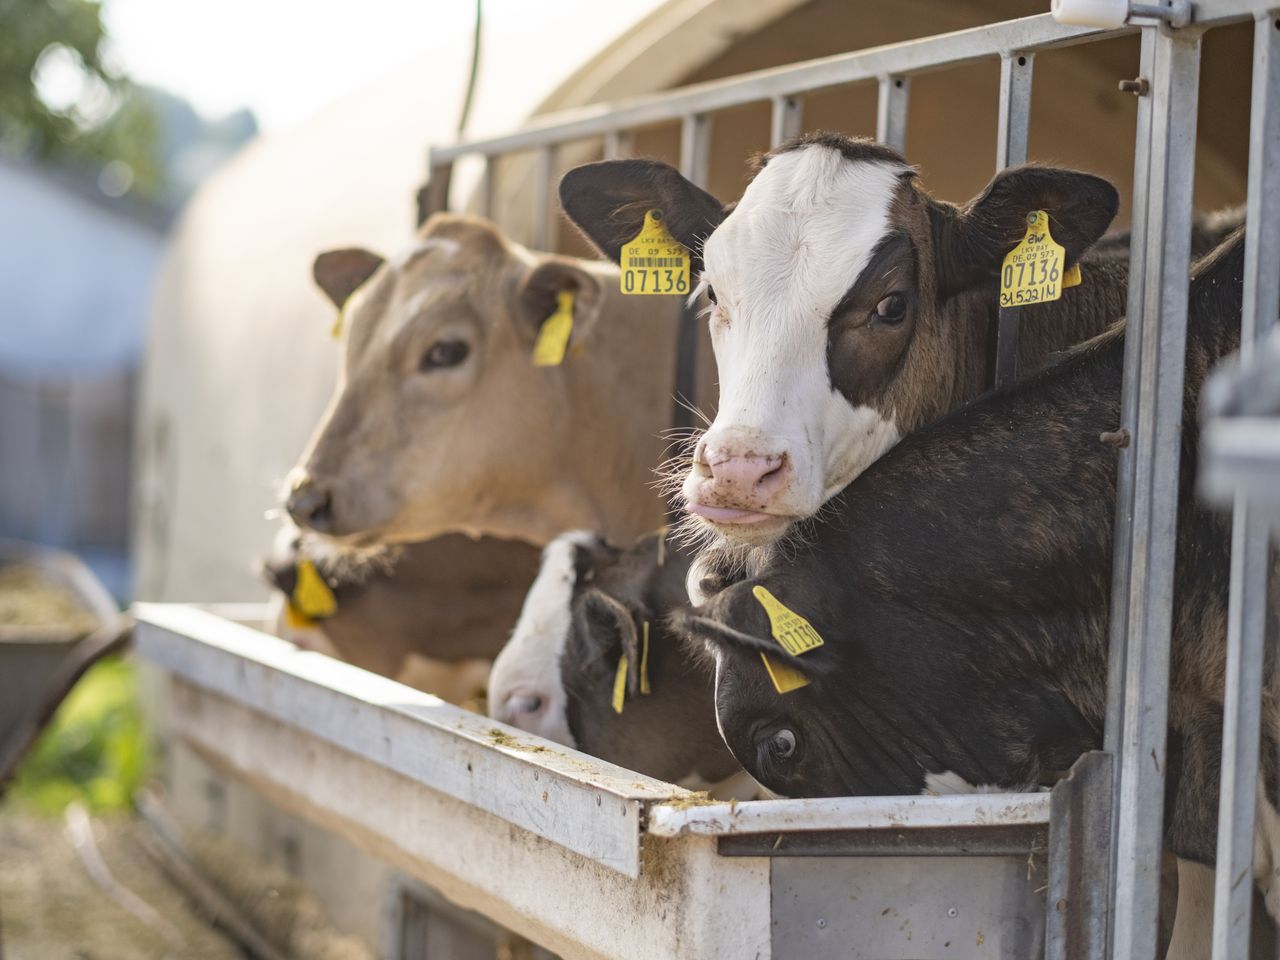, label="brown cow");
[284,213,710,549]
